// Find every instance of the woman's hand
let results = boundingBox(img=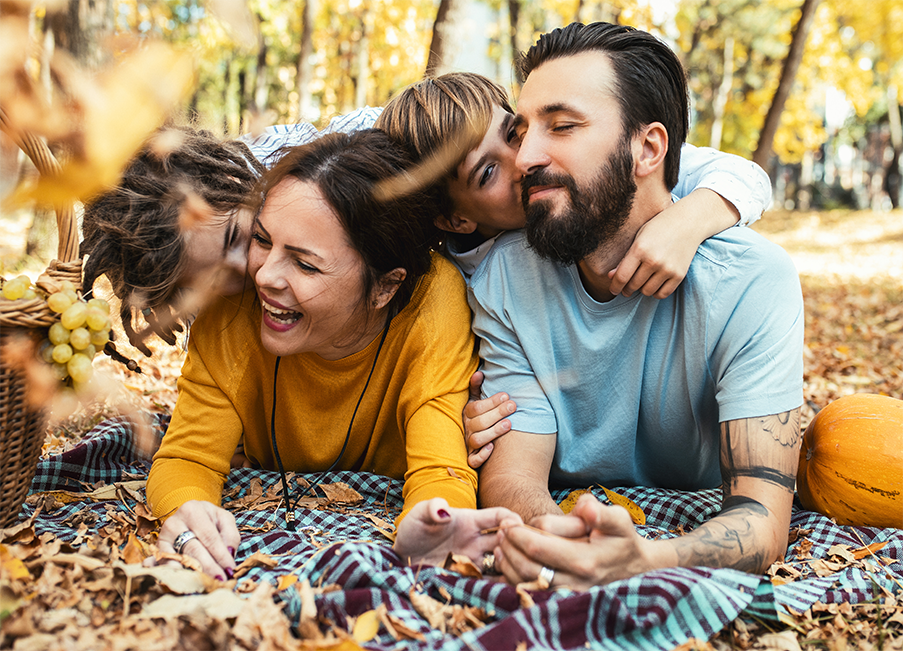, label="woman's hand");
[394,497,523,567]
[463,371,516,469]
[157,500,240,580]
